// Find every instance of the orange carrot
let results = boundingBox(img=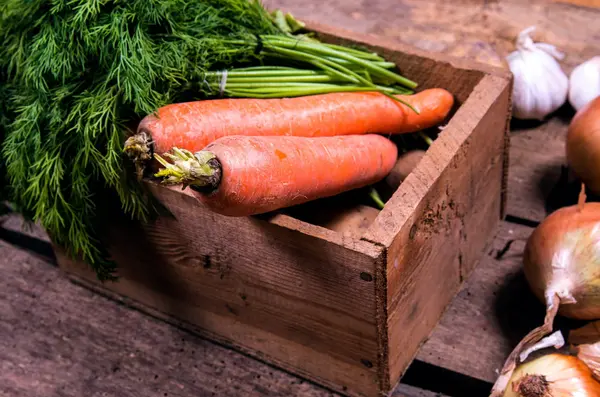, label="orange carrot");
[124,88,453,174]
[154,134,398,217]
